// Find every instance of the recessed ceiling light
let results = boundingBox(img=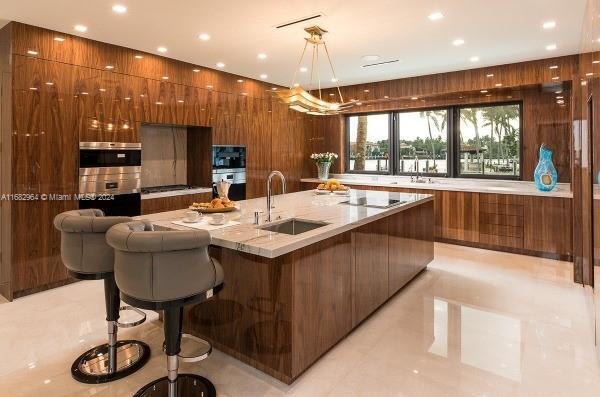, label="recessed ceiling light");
[546,44,557,51]
[331,77,338,82]
[241,92,248,96]
[216,62,225,68]
[557,99,565,104]
[428,12,444,21]
[155,101,162,105]
[257,53,267,60]
[99,88,106,92]
[485,94,492,97]
[495,83,503,87]
[206,84,213,89]
[27,50,38,55]
[411,97,418,100]
[135,55,143,59]
[549,65,558,69]
[105,65,114,69]
[552,76,559,80]
[29,87,37,91]
[480,90,488,93]
[237,79,244,83]
[586,72,594,76]
[542,20,556,29]
[81,92,89,95]
[192,68,200,72]
[198,33,210,41]
[112,4,127,14]
[54,36,65,42]
[452,39,465,46]
[157,46,167,53]
[260,74,268,79]
[556,96,564,99]
[361,55,380,61]
[384,95,389,99]
[293,83,300,87]
[161,76,169,80]
[271,87,277,90]
[177,99,184,103]
[329,93,335,96]
[593,60,600,64]
[299,67,308,72]
[45,82,53,85]
[74,25,88,33]
[364,89,370,93]
[356,102,363,105]
[470,56,479,62]
[486,73,494,77]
